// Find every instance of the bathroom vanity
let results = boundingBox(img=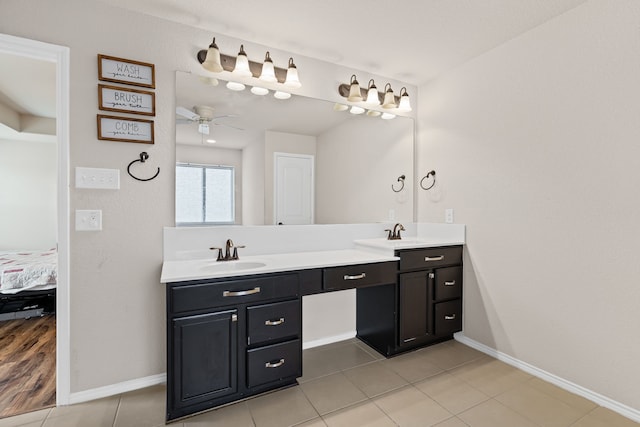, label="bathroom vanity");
[161,224,465,422]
